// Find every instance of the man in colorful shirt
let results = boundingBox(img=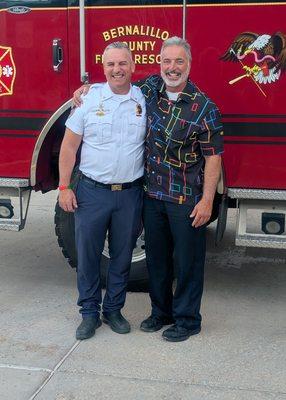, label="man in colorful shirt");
[138,37,223,342]
[74,36,223,342]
